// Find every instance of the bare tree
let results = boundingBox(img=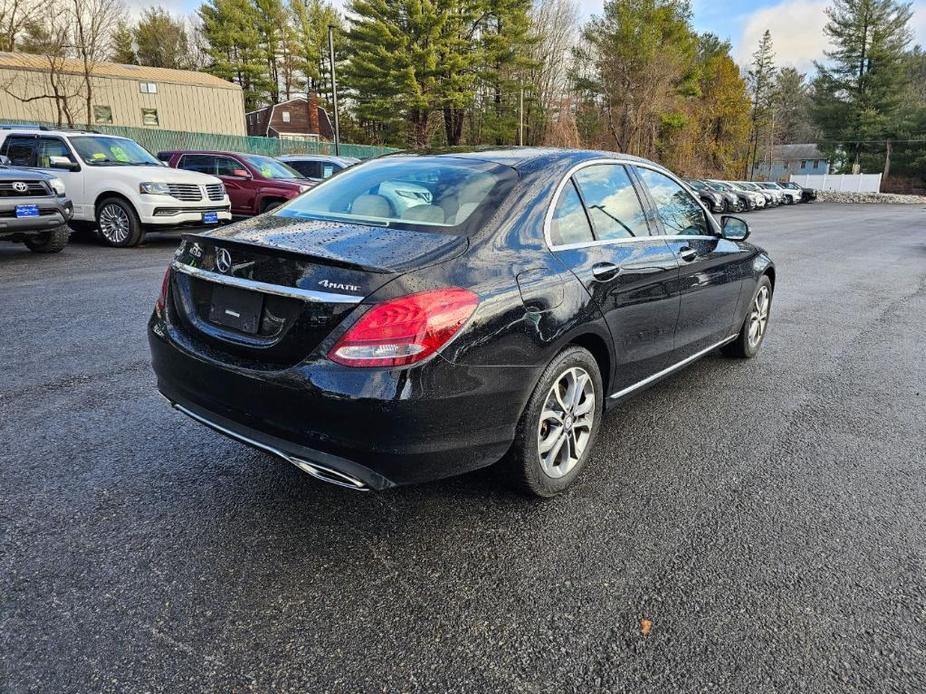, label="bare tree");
[2,5,82,126]
[69,0,123,126]
[0,0,39,50]
[528,0,579,144]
